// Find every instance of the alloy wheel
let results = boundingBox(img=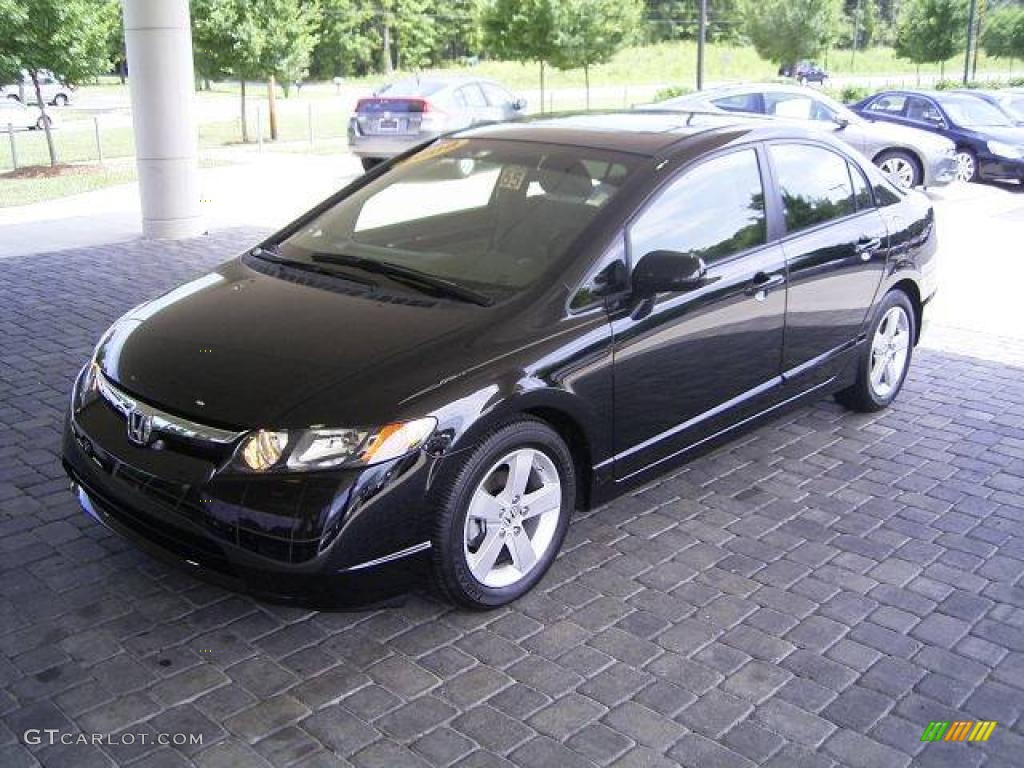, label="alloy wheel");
[463,447,562,588]
[954,151,975,182]
[880,157,916,189]
[869,306,911,399]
